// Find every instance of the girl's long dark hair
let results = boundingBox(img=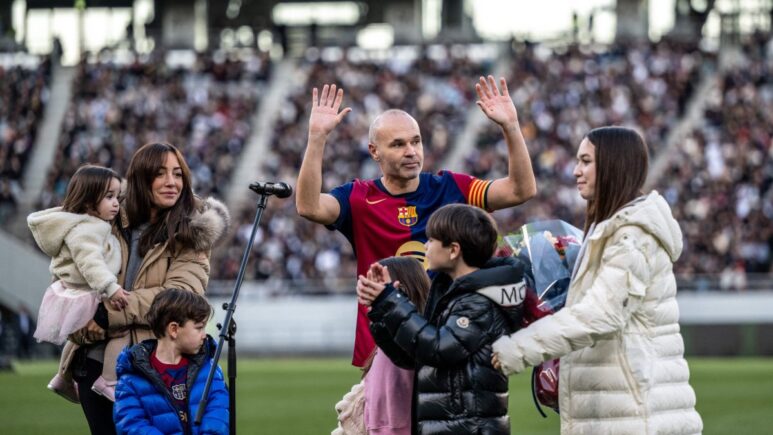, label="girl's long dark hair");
[583,126,649,234]
[124,142,196,256]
